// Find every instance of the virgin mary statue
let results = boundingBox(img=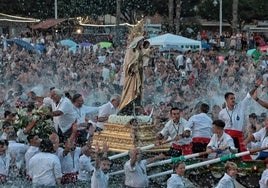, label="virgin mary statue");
[118,36,144,115]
